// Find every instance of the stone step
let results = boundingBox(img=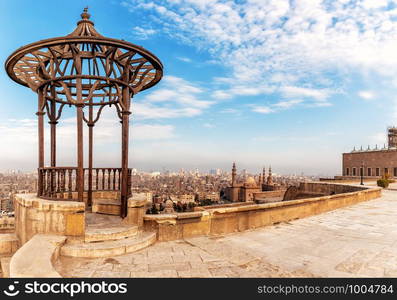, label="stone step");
[10,234,65,278]
[0,234,19,255]
[84,225,138,243]
[92,198,121,215]
[61,232,156,258]
[0,257,11,278]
